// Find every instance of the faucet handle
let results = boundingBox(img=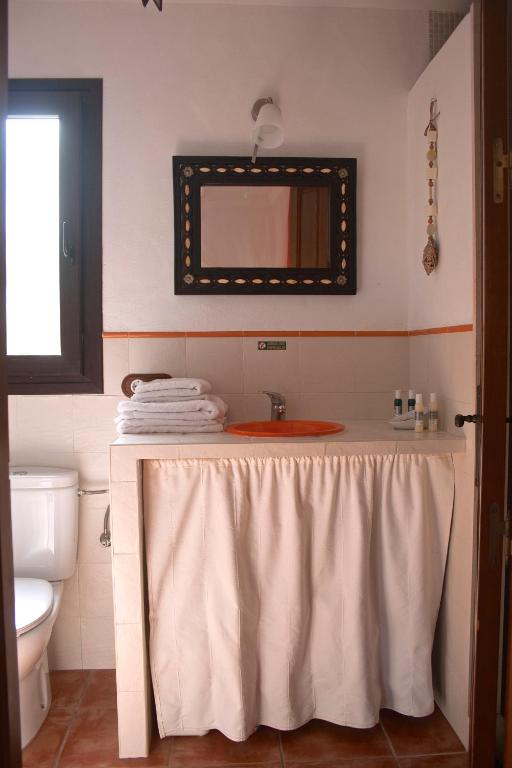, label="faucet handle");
[261,390,286,404]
